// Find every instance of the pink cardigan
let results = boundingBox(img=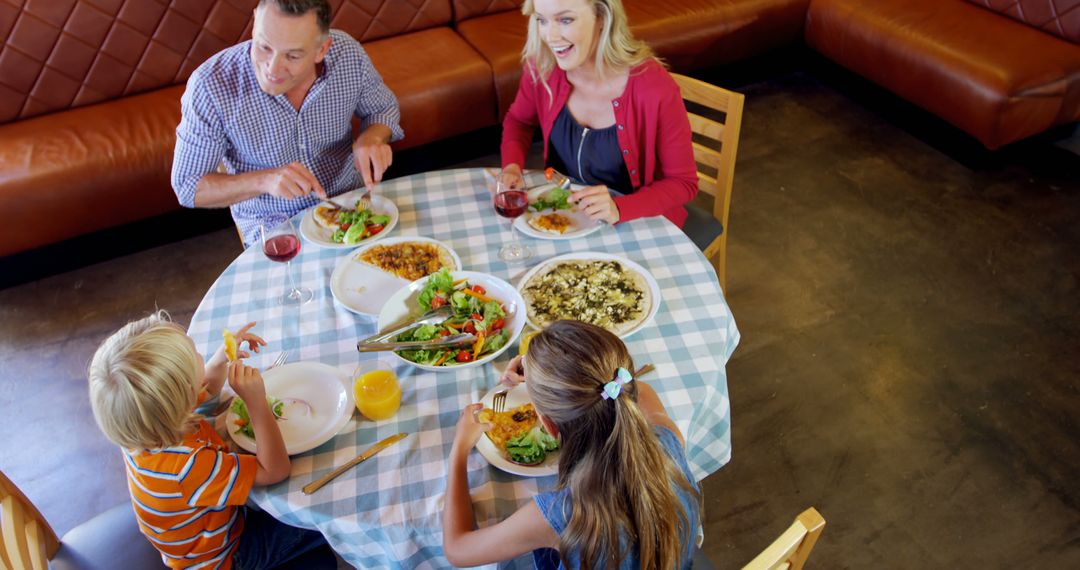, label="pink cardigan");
[501,59,698,227]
